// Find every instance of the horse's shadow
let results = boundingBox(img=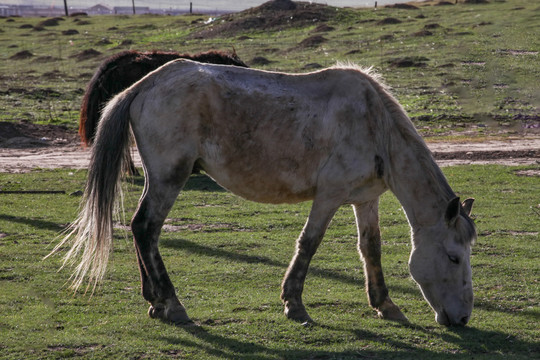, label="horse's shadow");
[159,318,536,359]
[158,318,536,359]
[0,213,64,232]
[160,237,418,297]
[160,238,537,358]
